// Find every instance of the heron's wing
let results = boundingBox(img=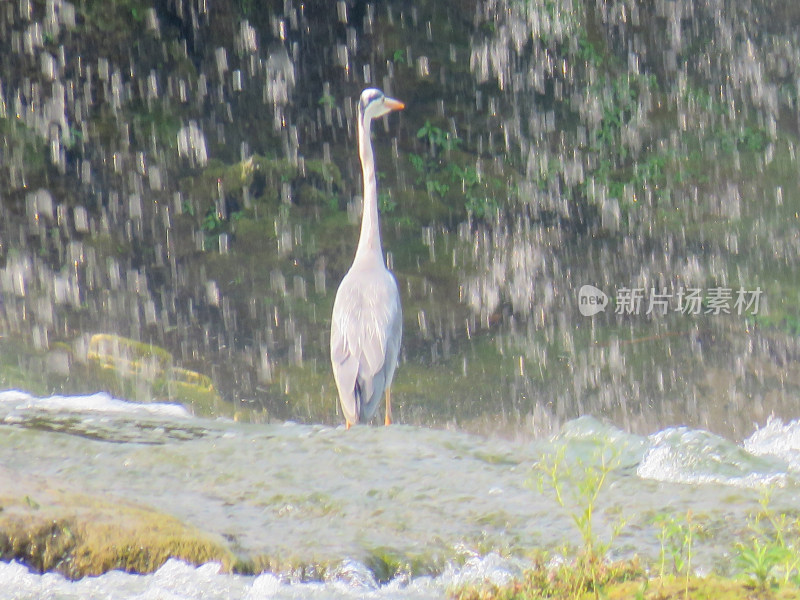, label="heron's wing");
[330,284,360,423]
[330,268,402,420]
